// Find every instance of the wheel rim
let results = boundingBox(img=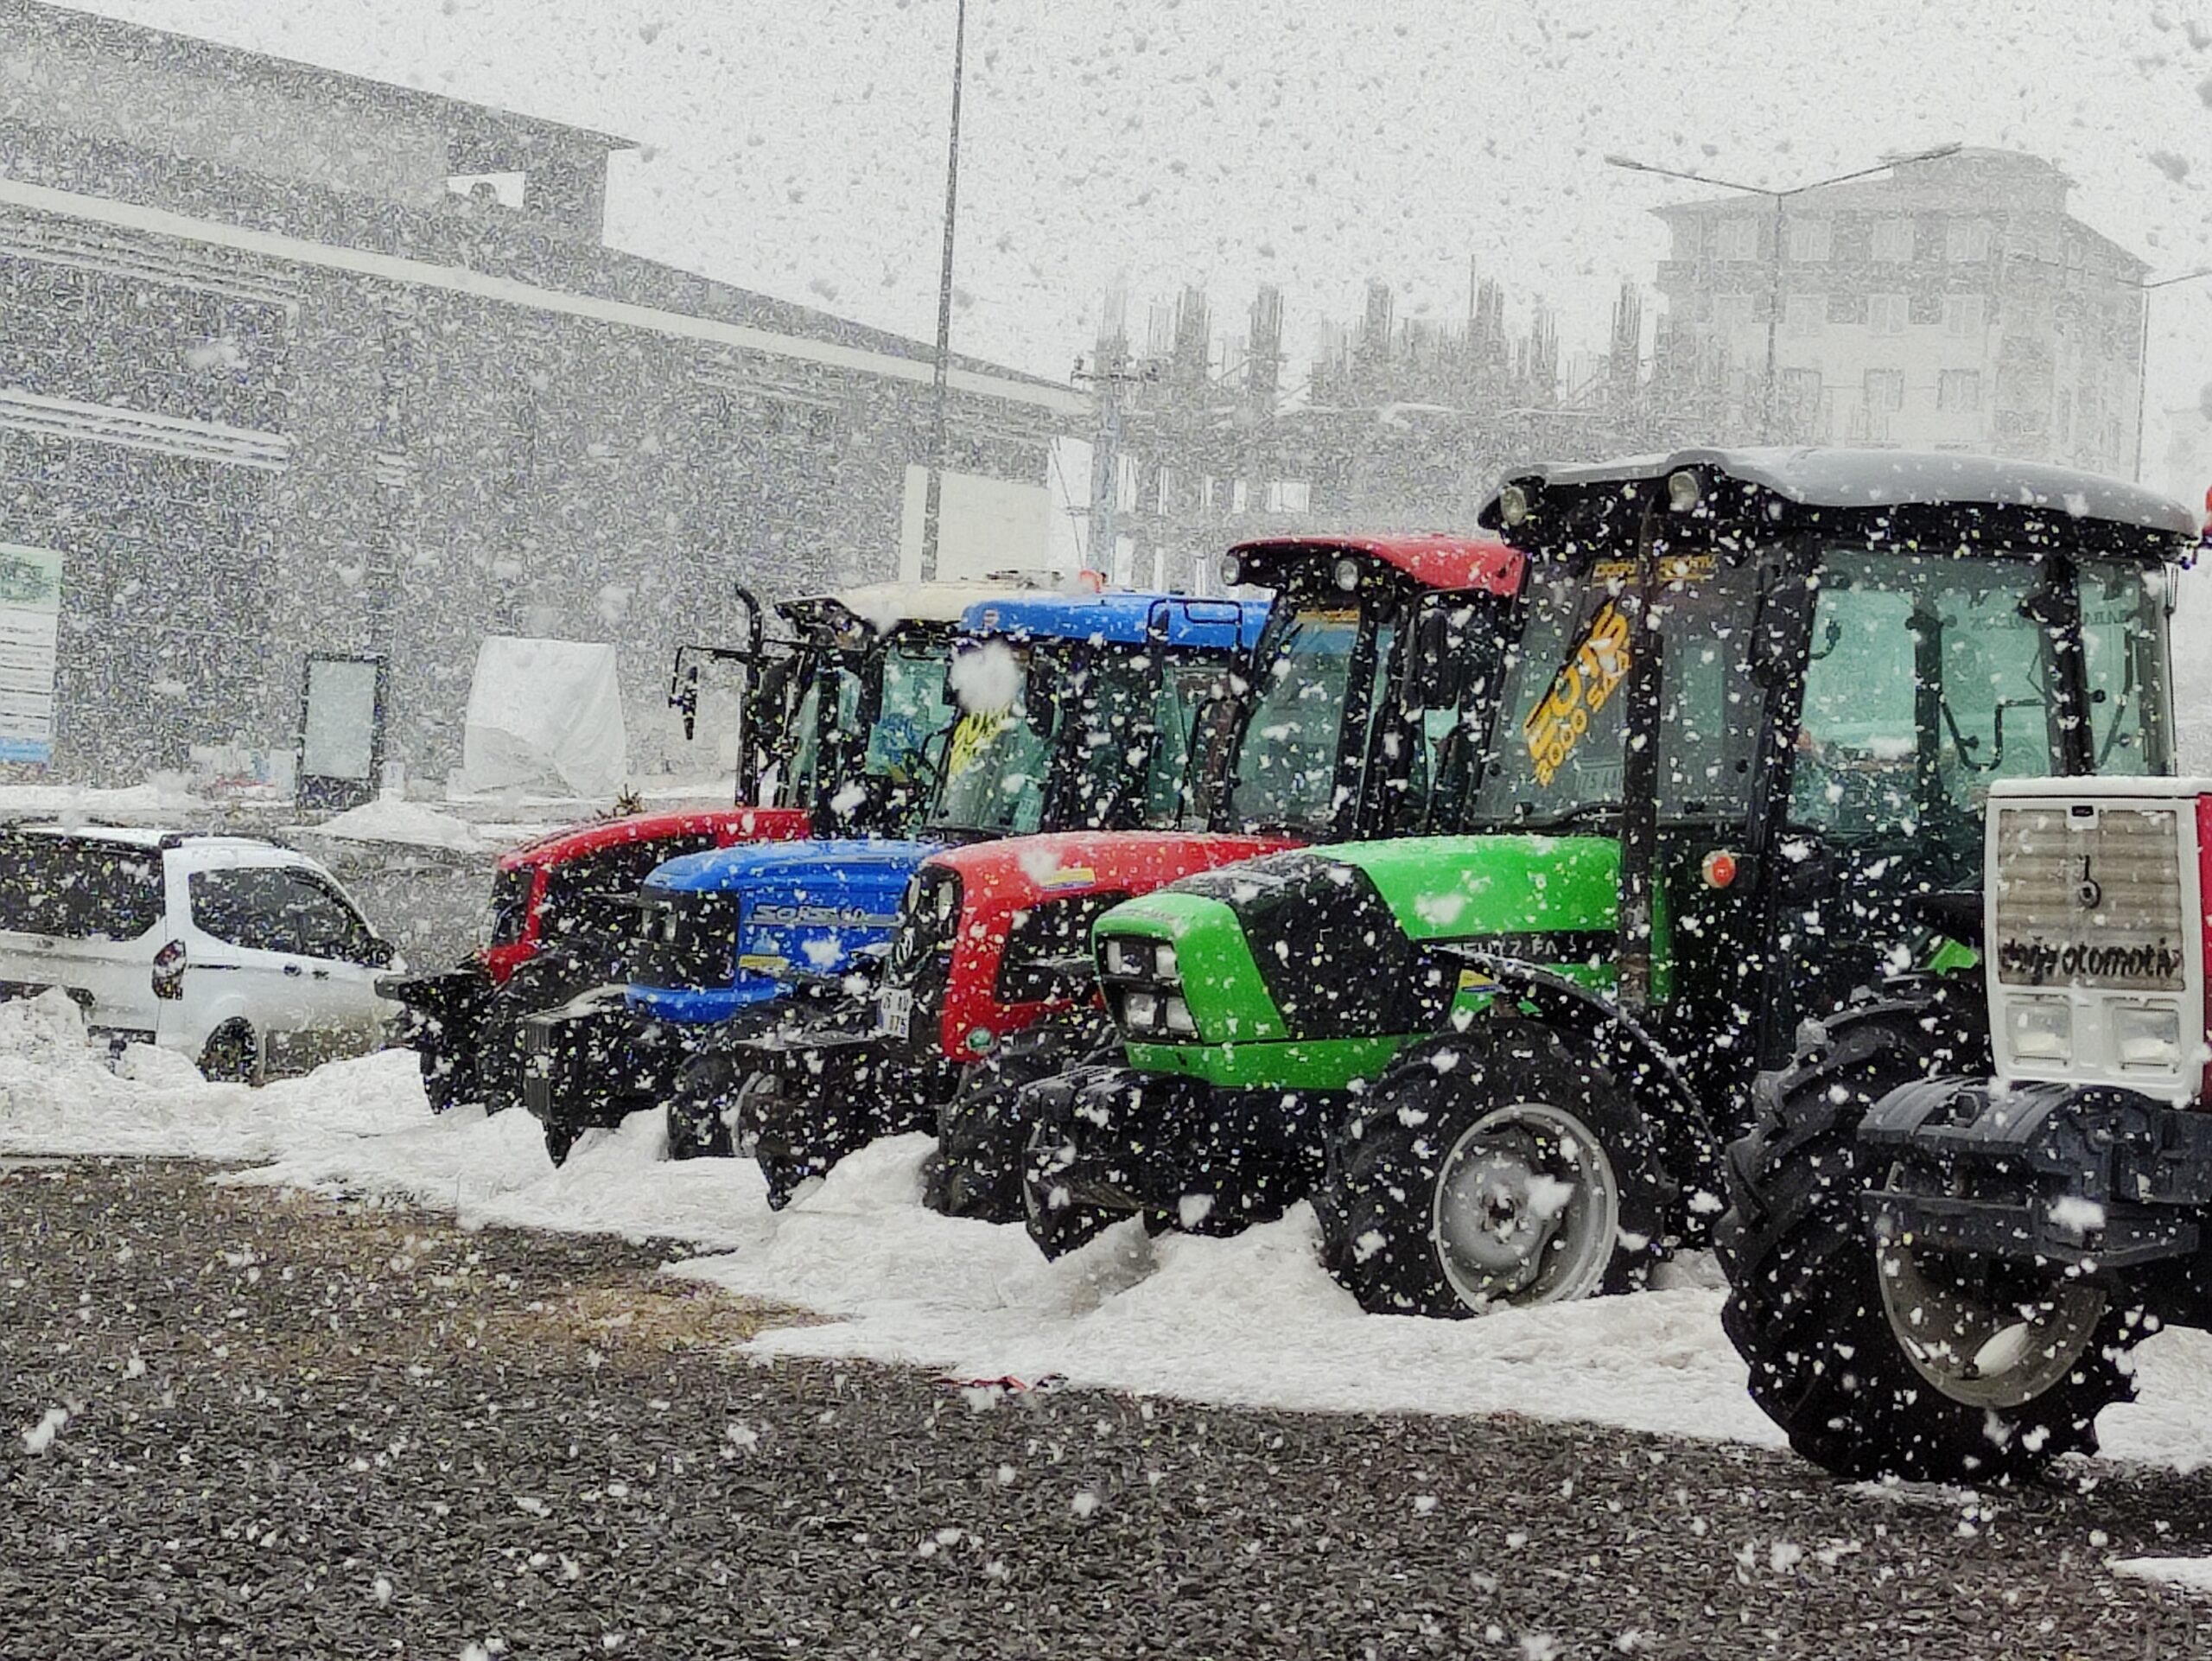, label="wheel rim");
[1430,1101,1620,1310]
[1874,1175,2107,1410]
